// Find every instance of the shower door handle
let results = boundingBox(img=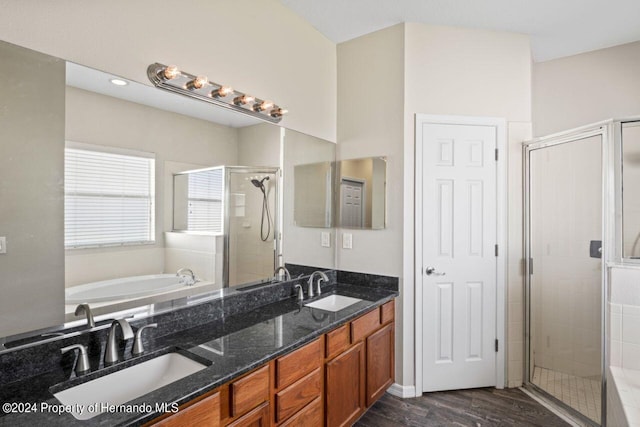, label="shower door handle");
[425,267,446,276]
